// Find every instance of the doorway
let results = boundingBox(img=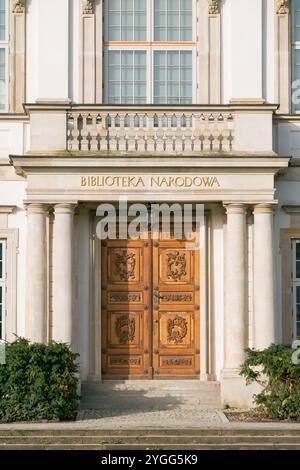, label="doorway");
[101,225,200,379]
